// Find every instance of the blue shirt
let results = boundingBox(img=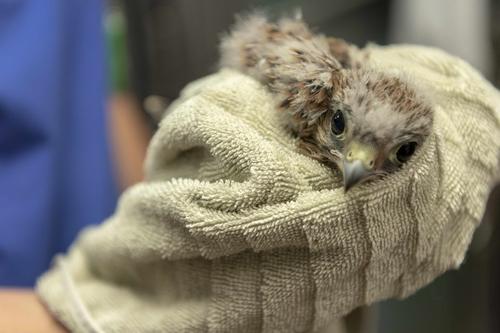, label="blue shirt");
[0,0,117,286]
